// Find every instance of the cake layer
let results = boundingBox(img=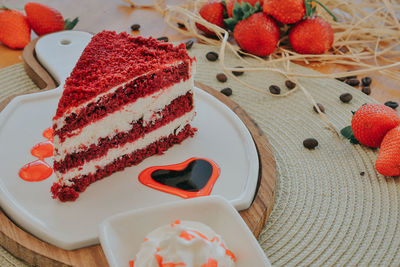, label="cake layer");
[54,61,192,142]
[55,109,196,181]
[51,124,196,202]
[53,77,194,160]
[54,31,193,119]
[54,92,194,172]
